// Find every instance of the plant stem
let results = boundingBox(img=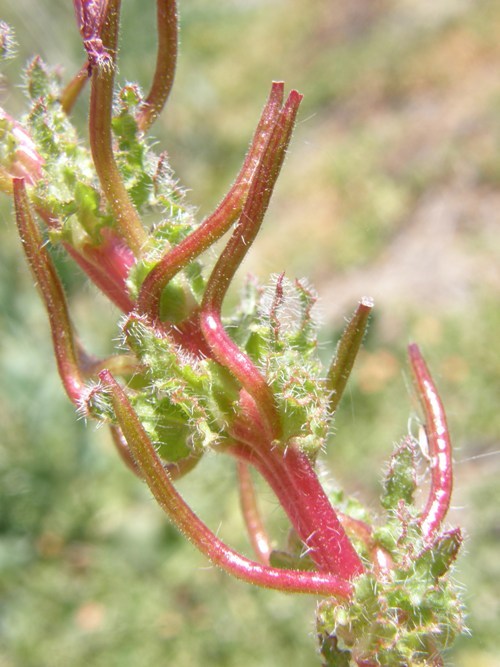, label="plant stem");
[88,0,147,256]
[60,62,89,114]
[136,0,178,132]
[137,82,285,319]
[199,90,302,439]
[237,461,272,564]
[408,343,453,540]
[229,394,365,580]
[63,231,135,312]
[101,369,353,599]
[13,178,86,404]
